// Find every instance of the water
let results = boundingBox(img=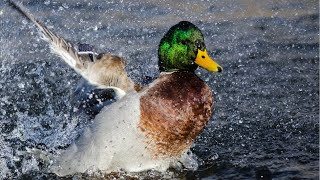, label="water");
[0,0,319,179]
